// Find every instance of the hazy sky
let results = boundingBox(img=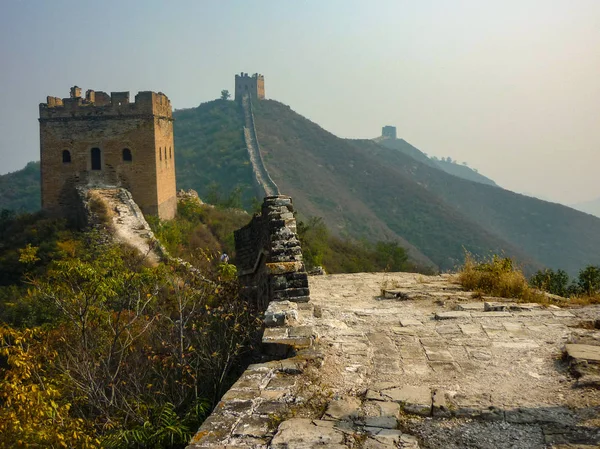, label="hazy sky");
[1,0,599,204]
